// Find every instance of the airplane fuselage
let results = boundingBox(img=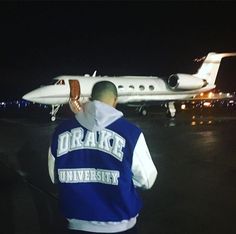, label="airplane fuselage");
[22,52,236,120]
[23,75,215,105]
